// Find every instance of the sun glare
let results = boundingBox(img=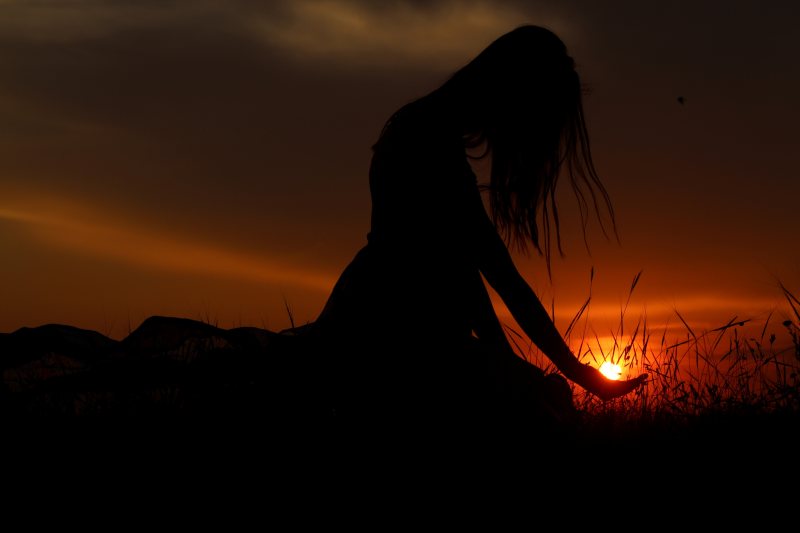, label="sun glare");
[599,361,622,381]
